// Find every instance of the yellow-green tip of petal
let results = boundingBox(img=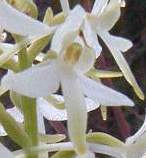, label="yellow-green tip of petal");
[133,84,145,100]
